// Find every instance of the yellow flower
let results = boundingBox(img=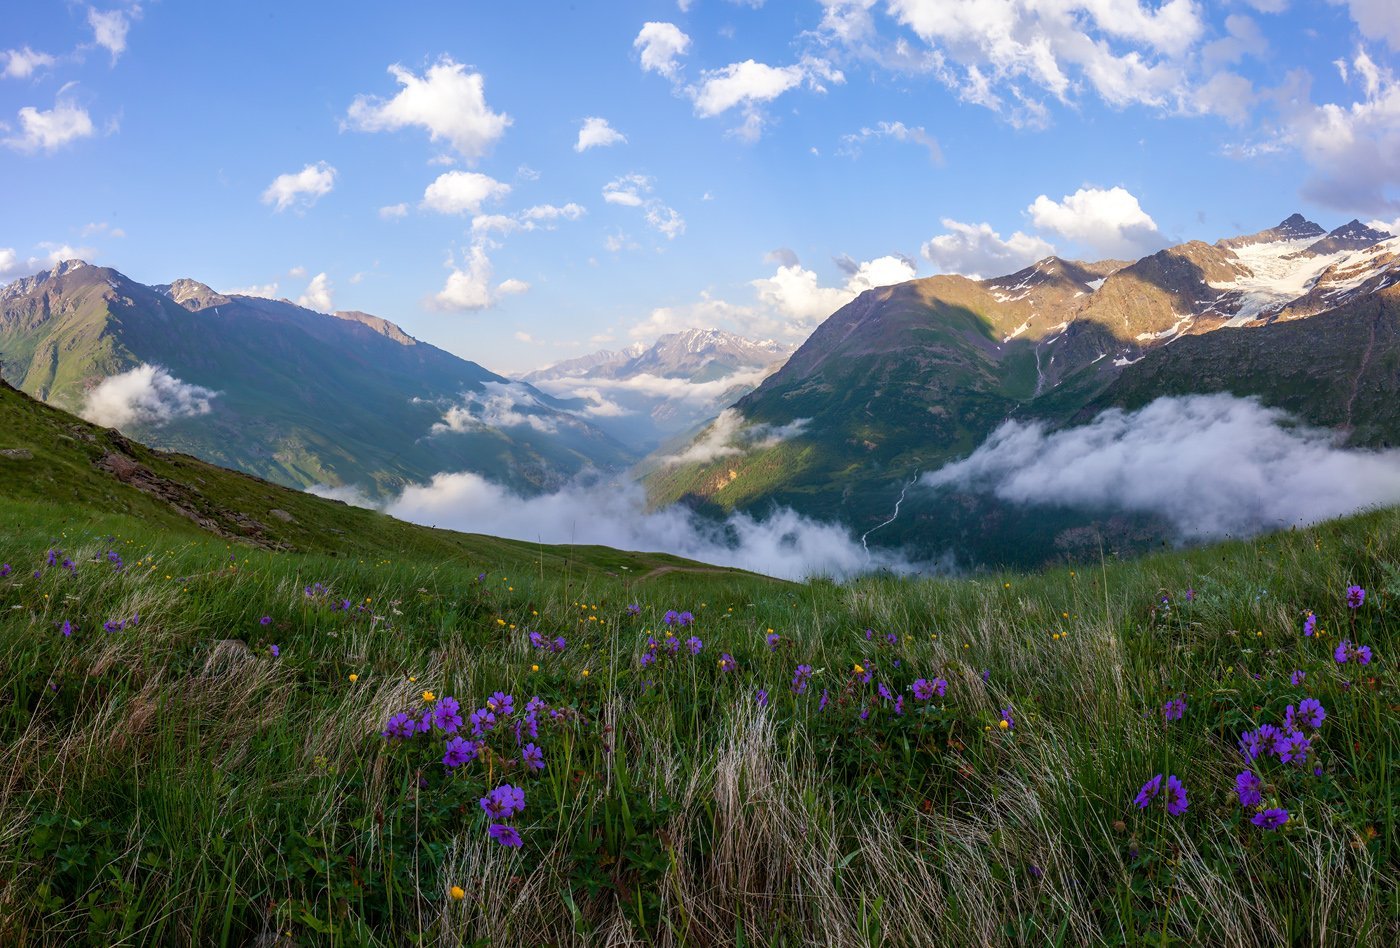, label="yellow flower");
[998,719,1010,729]
[531,664,539,672]
[409,676,417,683]
[496,618,506,626]
[450,885,466,901]
[349,673,359,683]
[422,690,436,703]
[1003,582,1011,589]
[853,663,865,674]
[581,669,590,678]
